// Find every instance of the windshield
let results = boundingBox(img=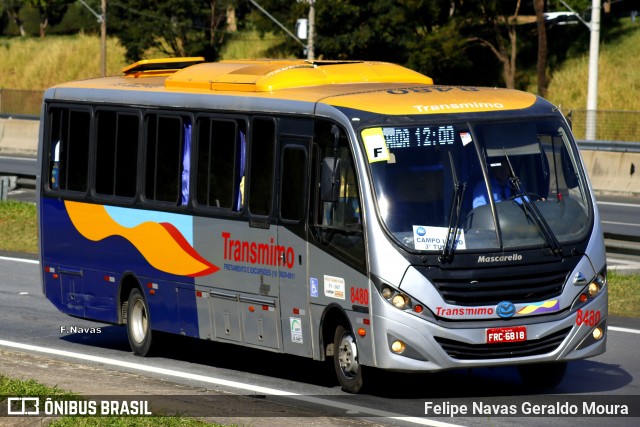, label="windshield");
[362,118,591,252]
